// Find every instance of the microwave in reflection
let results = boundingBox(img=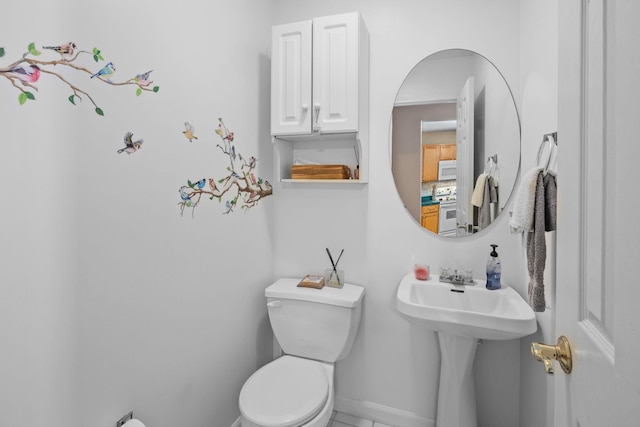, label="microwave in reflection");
[438,160,456,181]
